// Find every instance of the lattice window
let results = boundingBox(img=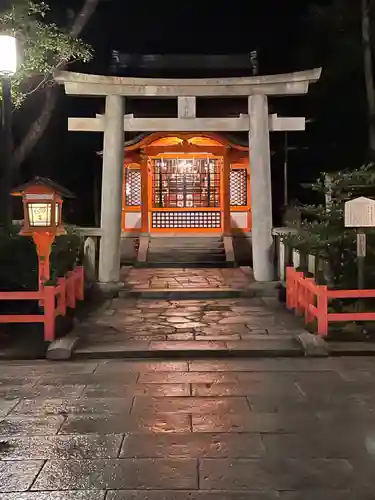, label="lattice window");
[230,169,247,206]
[125,168,141,206]
[152,211,221,229]
[152,158,221,209]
